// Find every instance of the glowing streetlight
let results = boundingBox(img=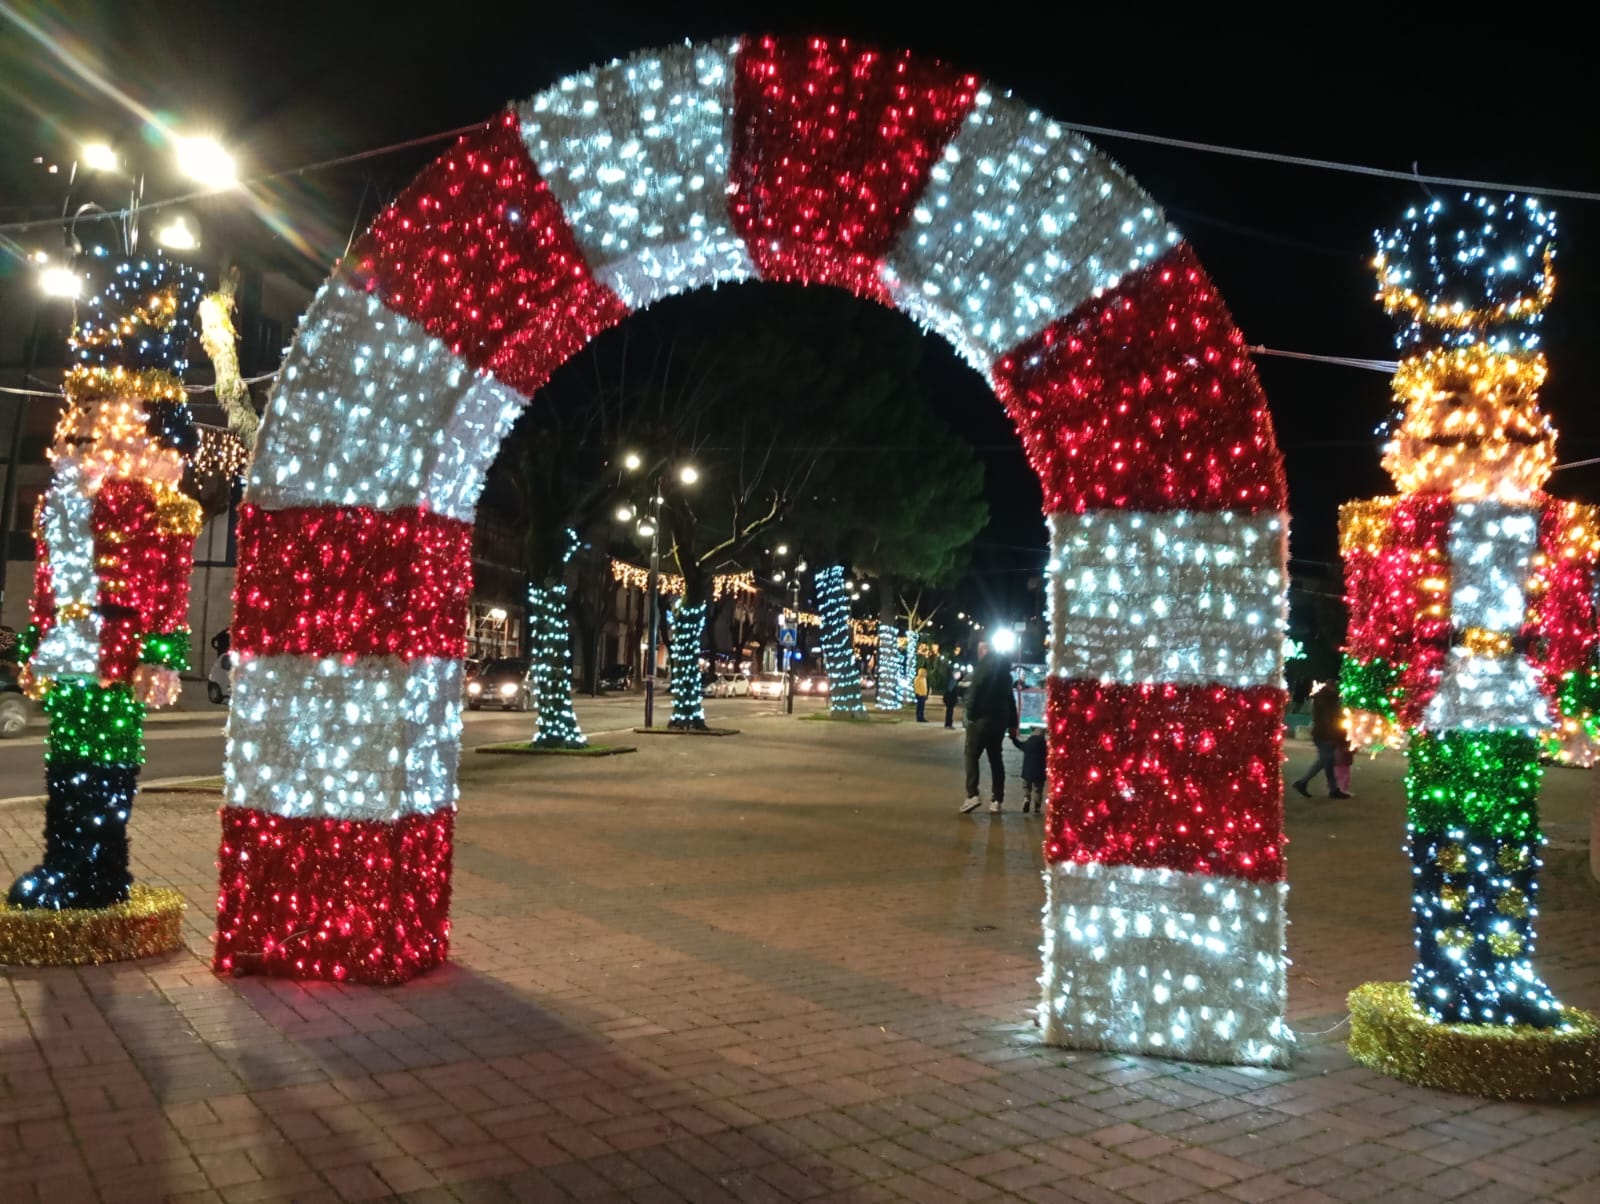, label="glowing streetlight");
[636,518,656,539]
[775,544,789,556]
[772,569,786,583]
[156,214,199,251]
[81,142,119,172]
[176,136,236,188]
[622,451,642,472]
[39,265,82,299]
[678,464,699,485]
[860,582,871,592]
[990,627,1019,655]
[615,504,635,523]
